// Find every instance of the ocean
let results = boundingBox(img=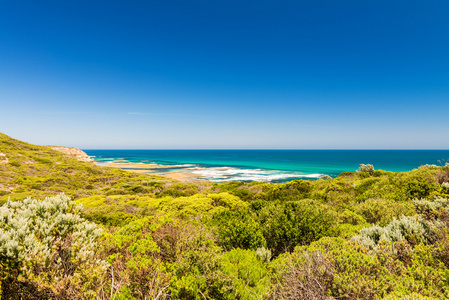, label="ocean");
[83,150,449,183]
